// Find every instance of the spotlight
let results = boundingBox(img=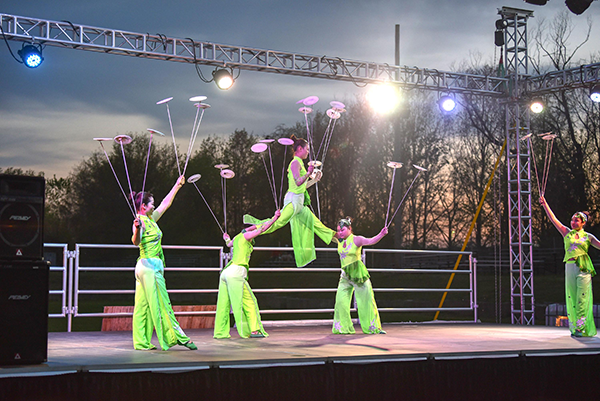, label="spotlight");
[17,43,43,68]
[366,83,400,114]
[495,19,508,30]
[438,95,456,112]
[565,0,593,15]
[530,98,544,114]
[212,68,234,90]
[591,85,600,103]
